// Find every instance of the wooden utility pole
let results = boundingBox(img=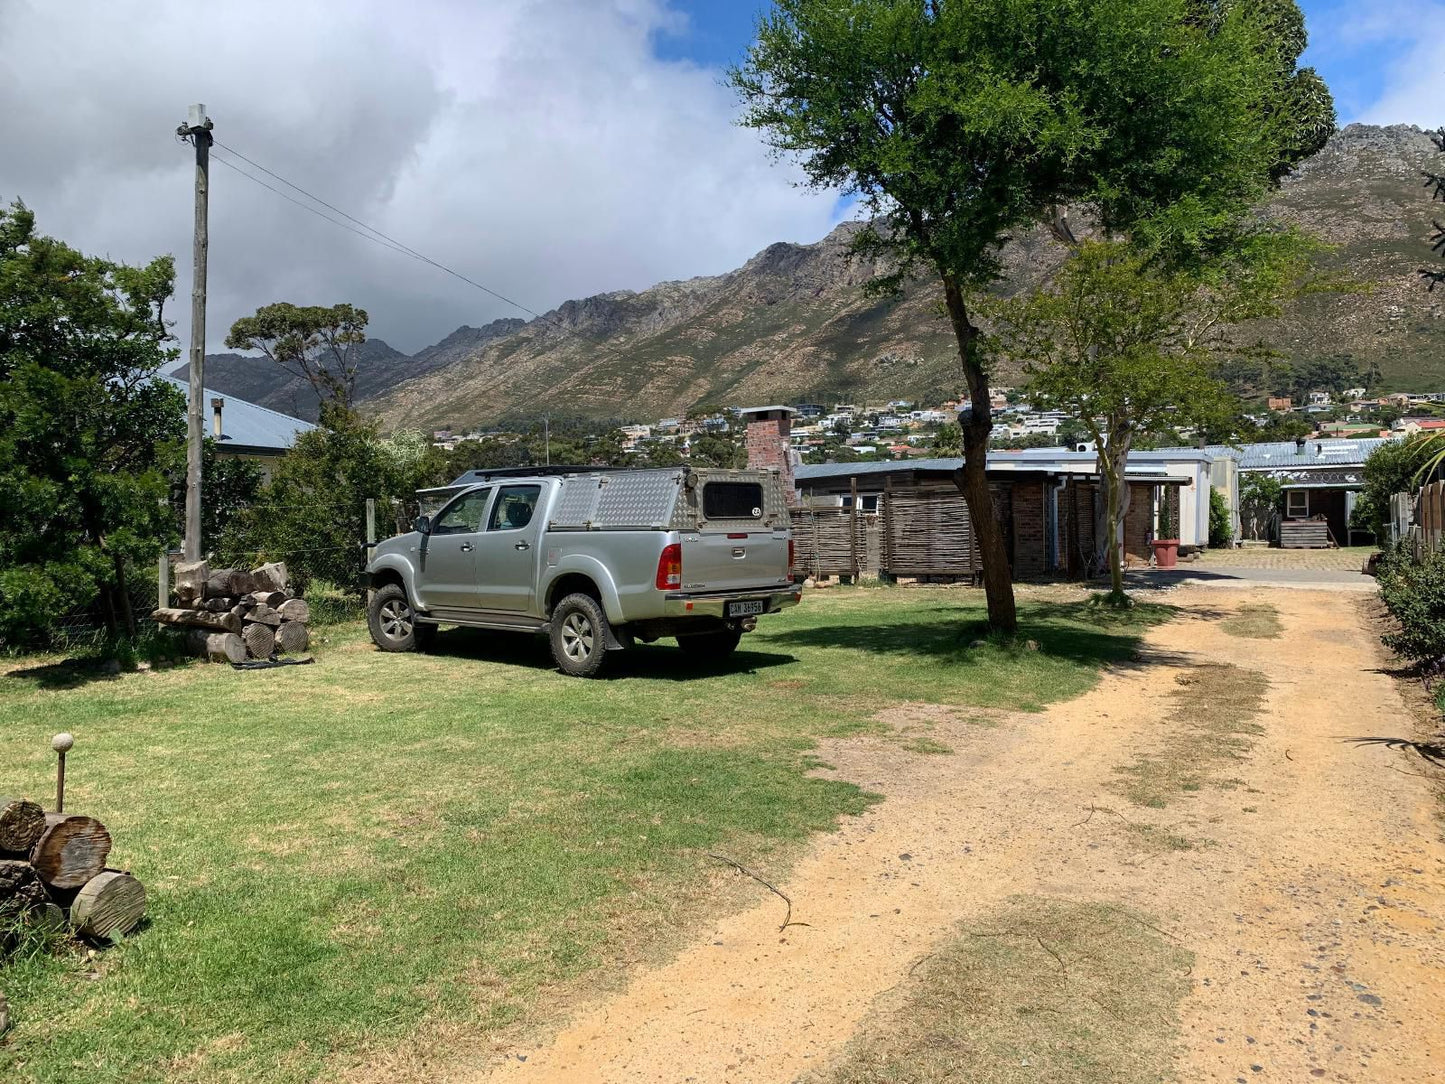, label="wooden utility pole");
[178,104,213,562]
